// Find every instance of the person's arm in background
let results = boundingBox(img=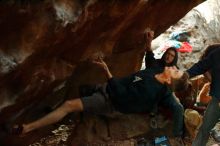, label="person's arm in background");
[144,28,154,52]
[186,54,212,78]
[144,29,155,68]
